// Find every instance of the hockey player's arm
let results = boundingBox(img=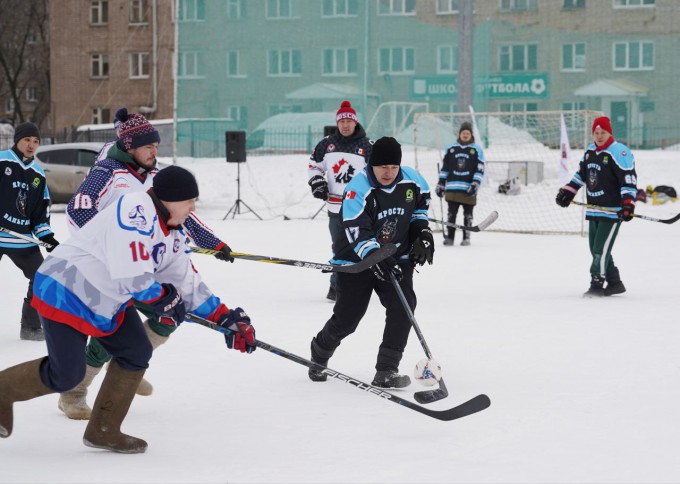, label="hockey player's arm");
[342,190,381,260]
[66,166,114,229]
[184,213,226,250]
[30,179,55,242]
[307,140,328,182]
